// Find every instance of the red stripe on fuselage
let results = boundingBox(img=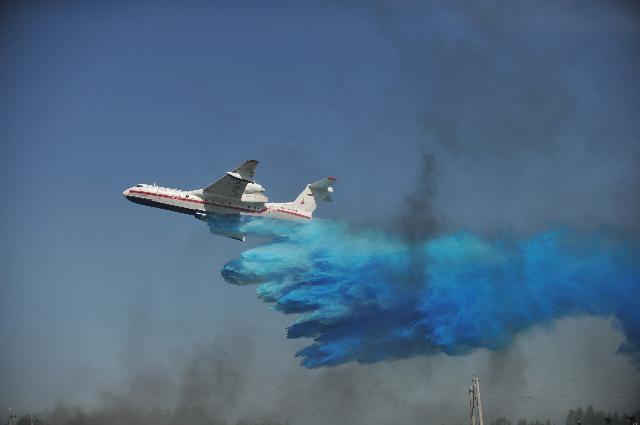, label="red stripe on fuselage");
[272,209,311,219]
[128,189,310,219]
